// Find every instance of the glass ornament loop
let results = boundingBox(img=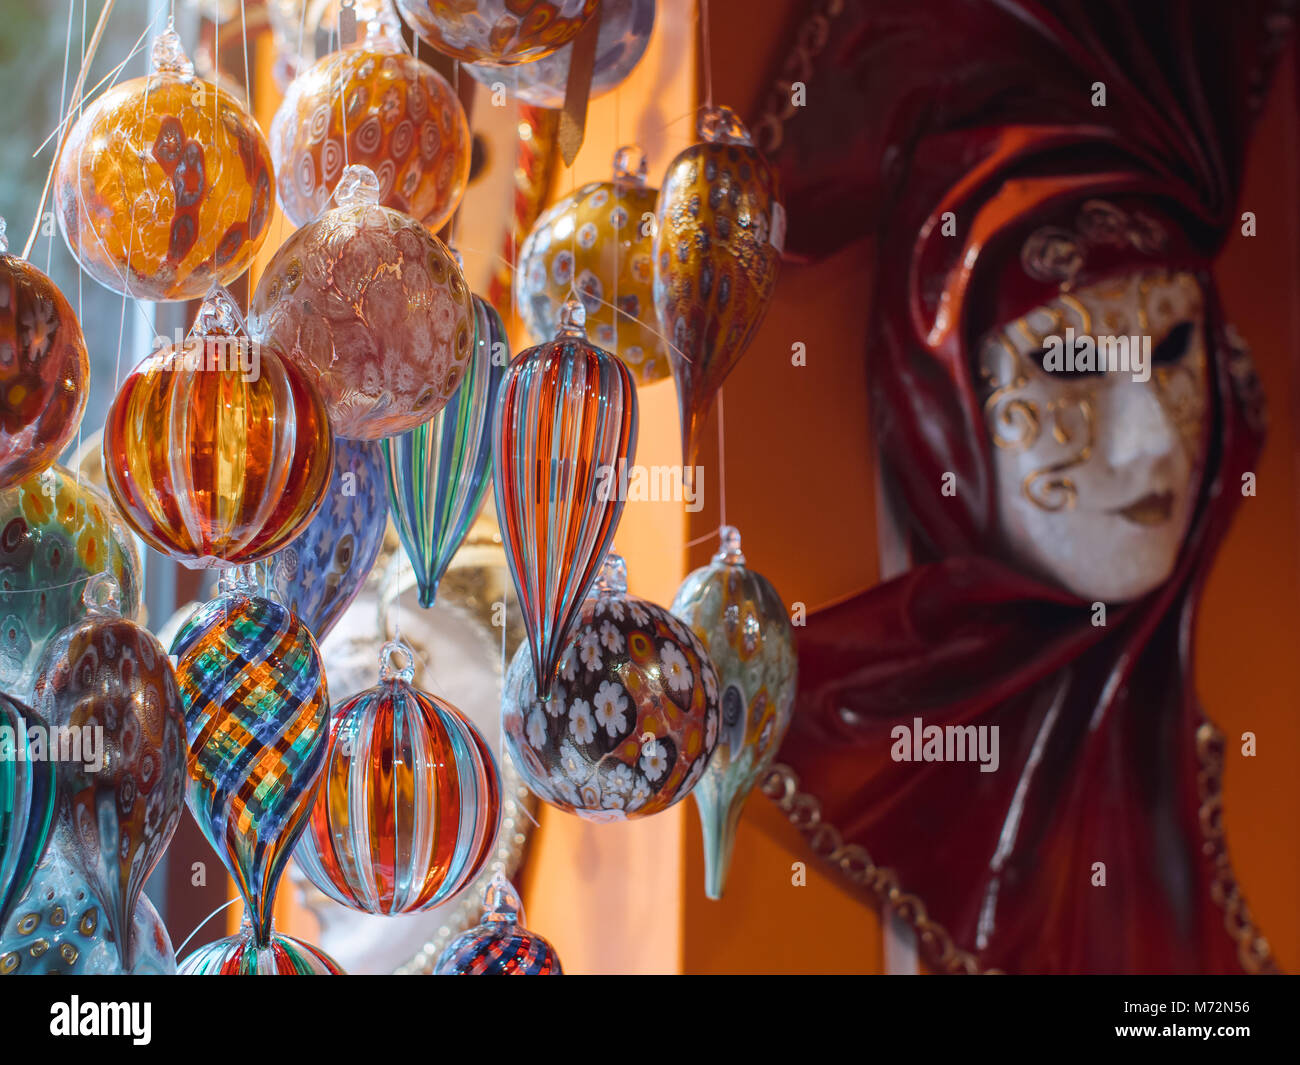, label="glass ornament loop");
[81,572,122,617]
[698,104,753,146]
[190,284,248,340]
[335,163,382,208]
[592,551,628,596]
[0,215,7,254]
[358,0,404,46]
[612,144,648,186]
[556,295,588,337]
[482,871,524,925]
[151,21,195,76]
[714,524,746,565]
[379,639,416,684]
[216,564,259,598]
